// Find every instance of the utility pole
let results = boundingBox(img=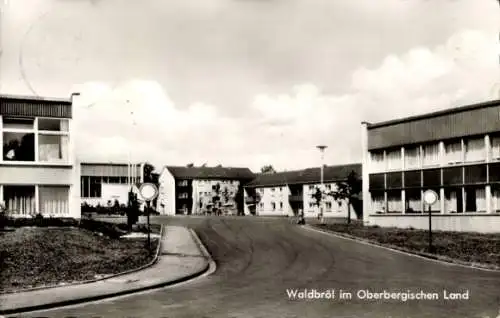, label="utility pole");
[316,145,327,224]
